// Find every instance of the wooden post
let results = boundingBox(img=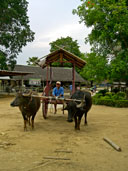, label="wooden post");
[72,63,75,94]
[50,66,52,83]
[46,65,49,86]
[21,75,24,88]
[103,137,122,152]
[60,53,63,62]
